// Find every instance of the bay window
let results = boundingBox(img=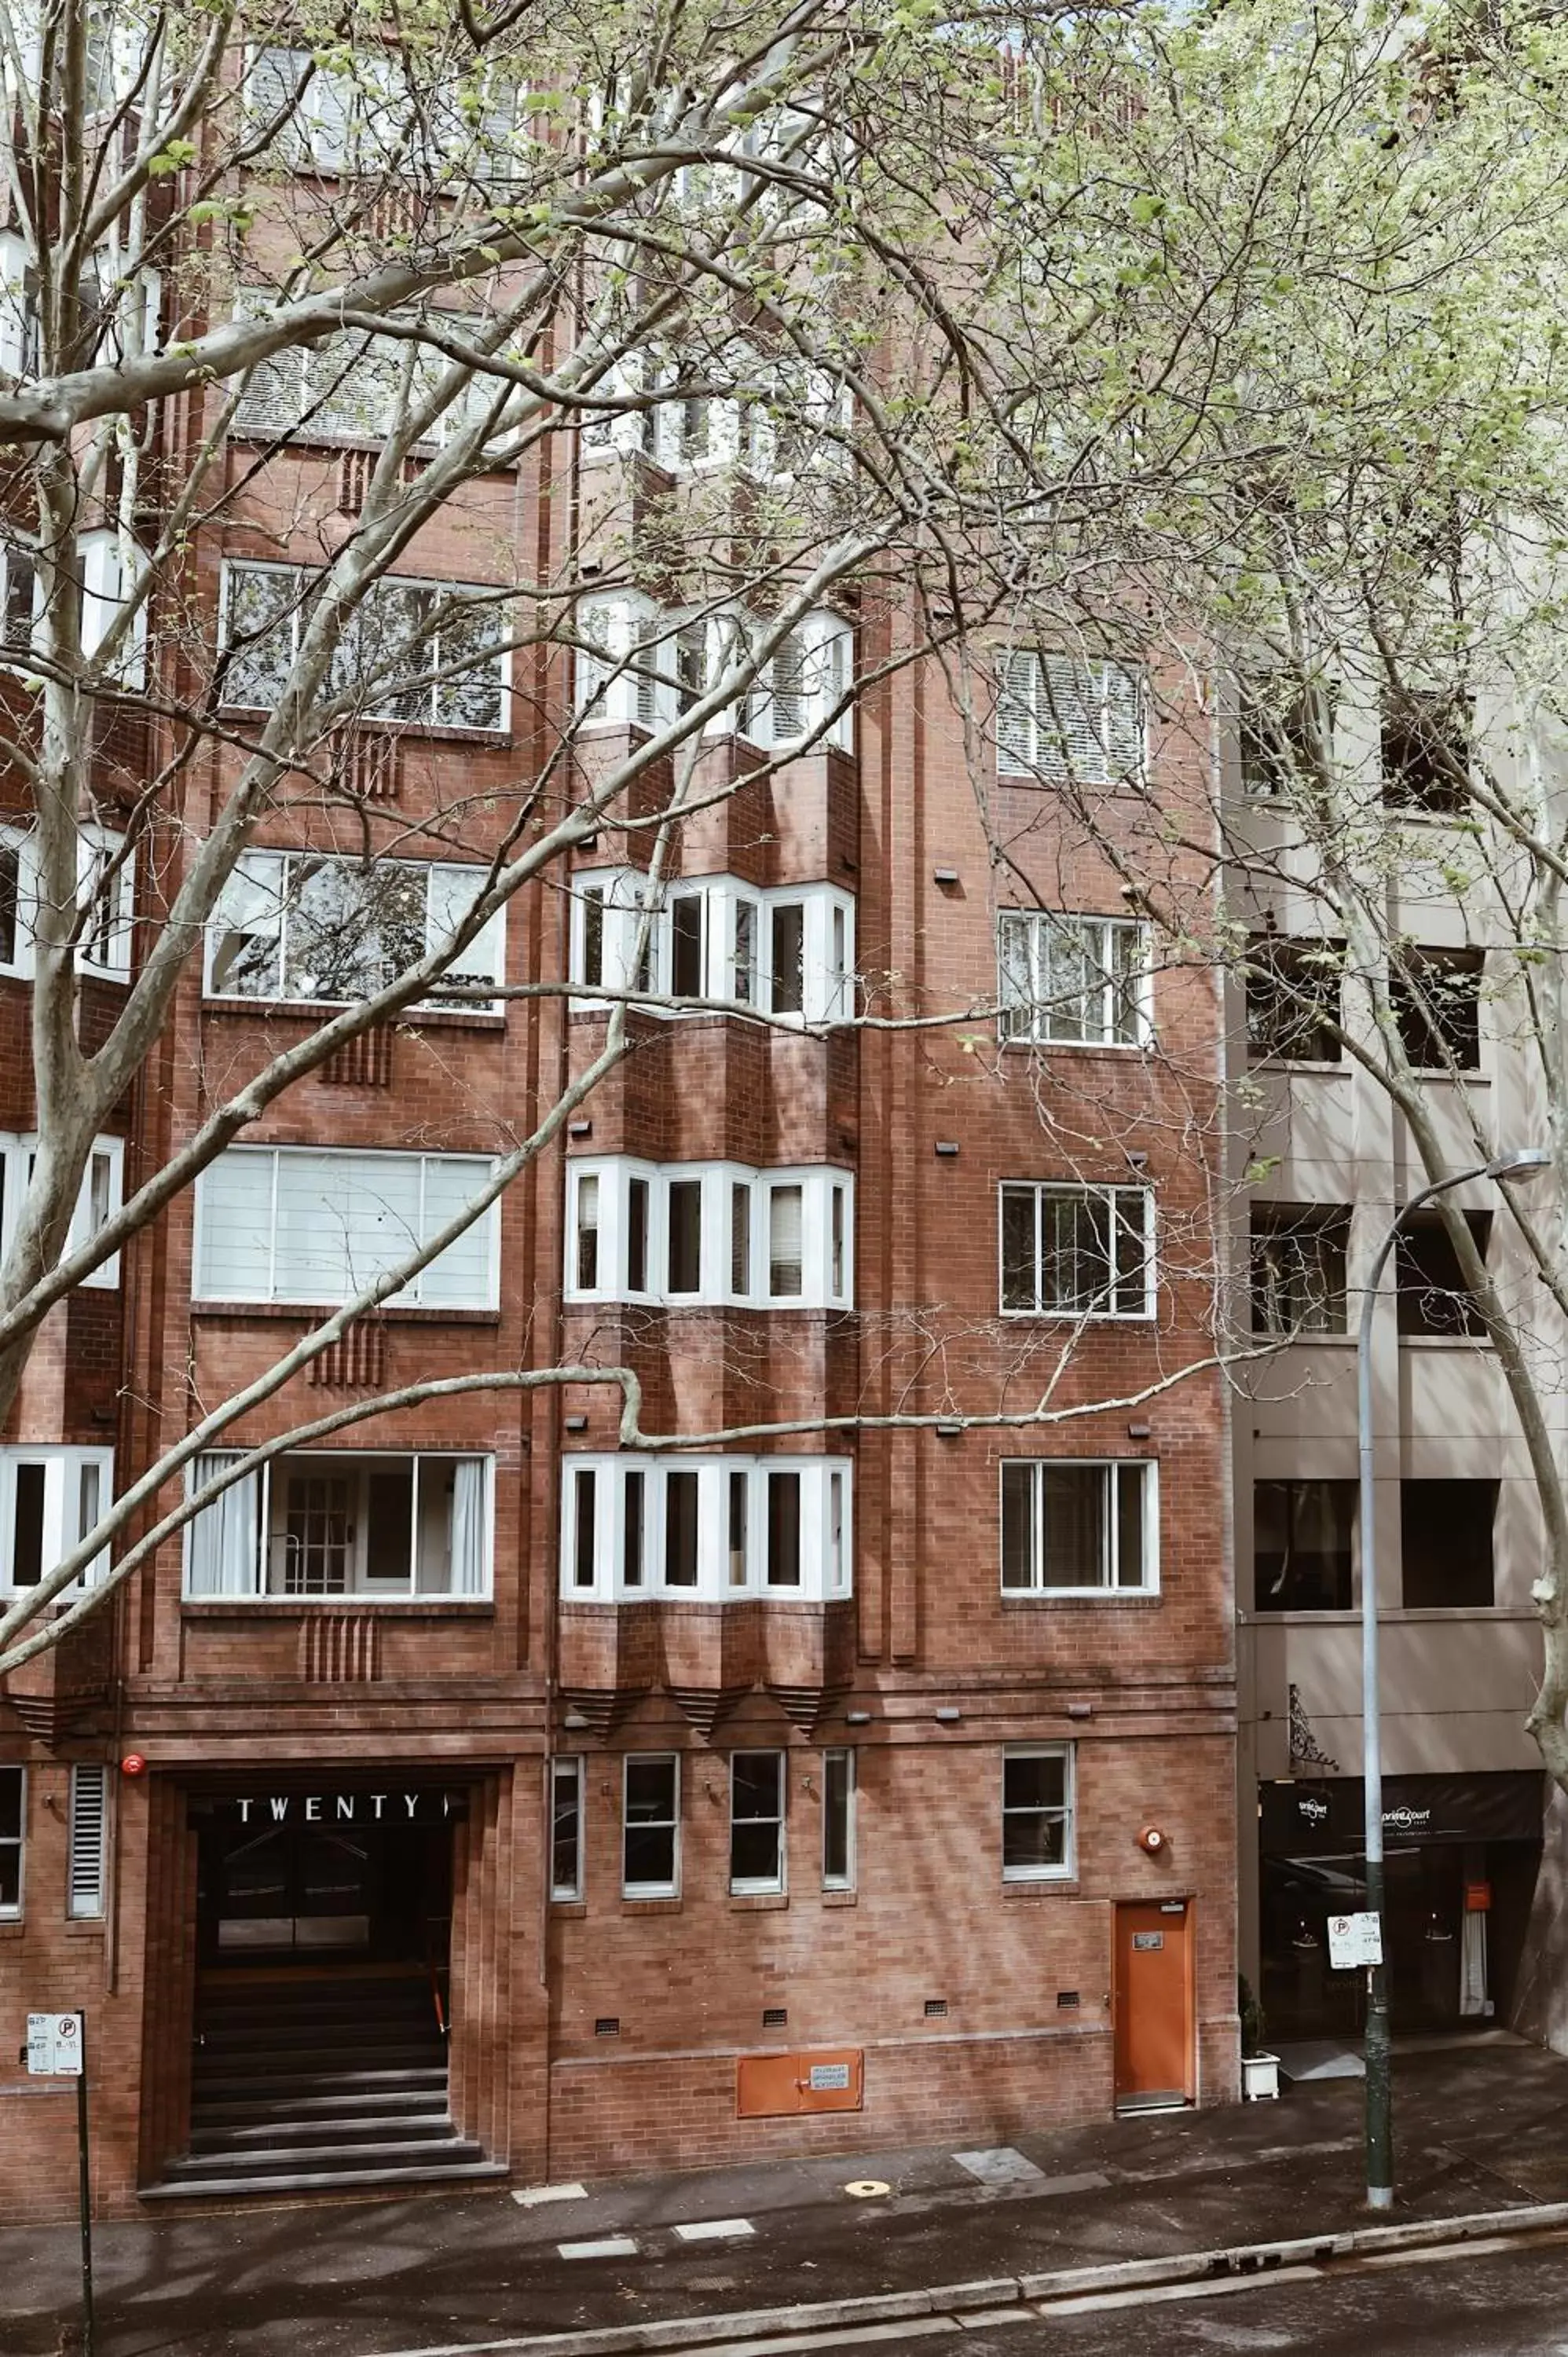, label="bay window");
[184,1450,491,1600]
[570,870,854,1023]
[562,1455,852,1602]
[574,595,852,751]
[1000,1460,1156,1596]
[0,822,134,979]
[222,562,509,732]
[0,1131,123,1287]
[207,851,505,1011]
[0,1448,113,1594]
[194,1146,499,1309]
[1000,1182,1154,1318]
[566,1160,852,1309]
